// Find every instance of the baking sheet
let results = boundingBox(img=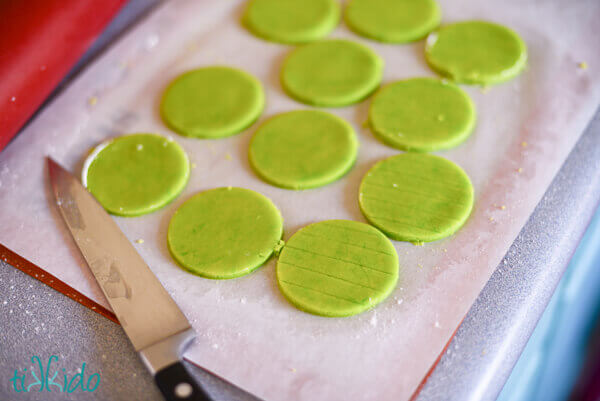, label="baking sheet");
[1,1,599,400]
